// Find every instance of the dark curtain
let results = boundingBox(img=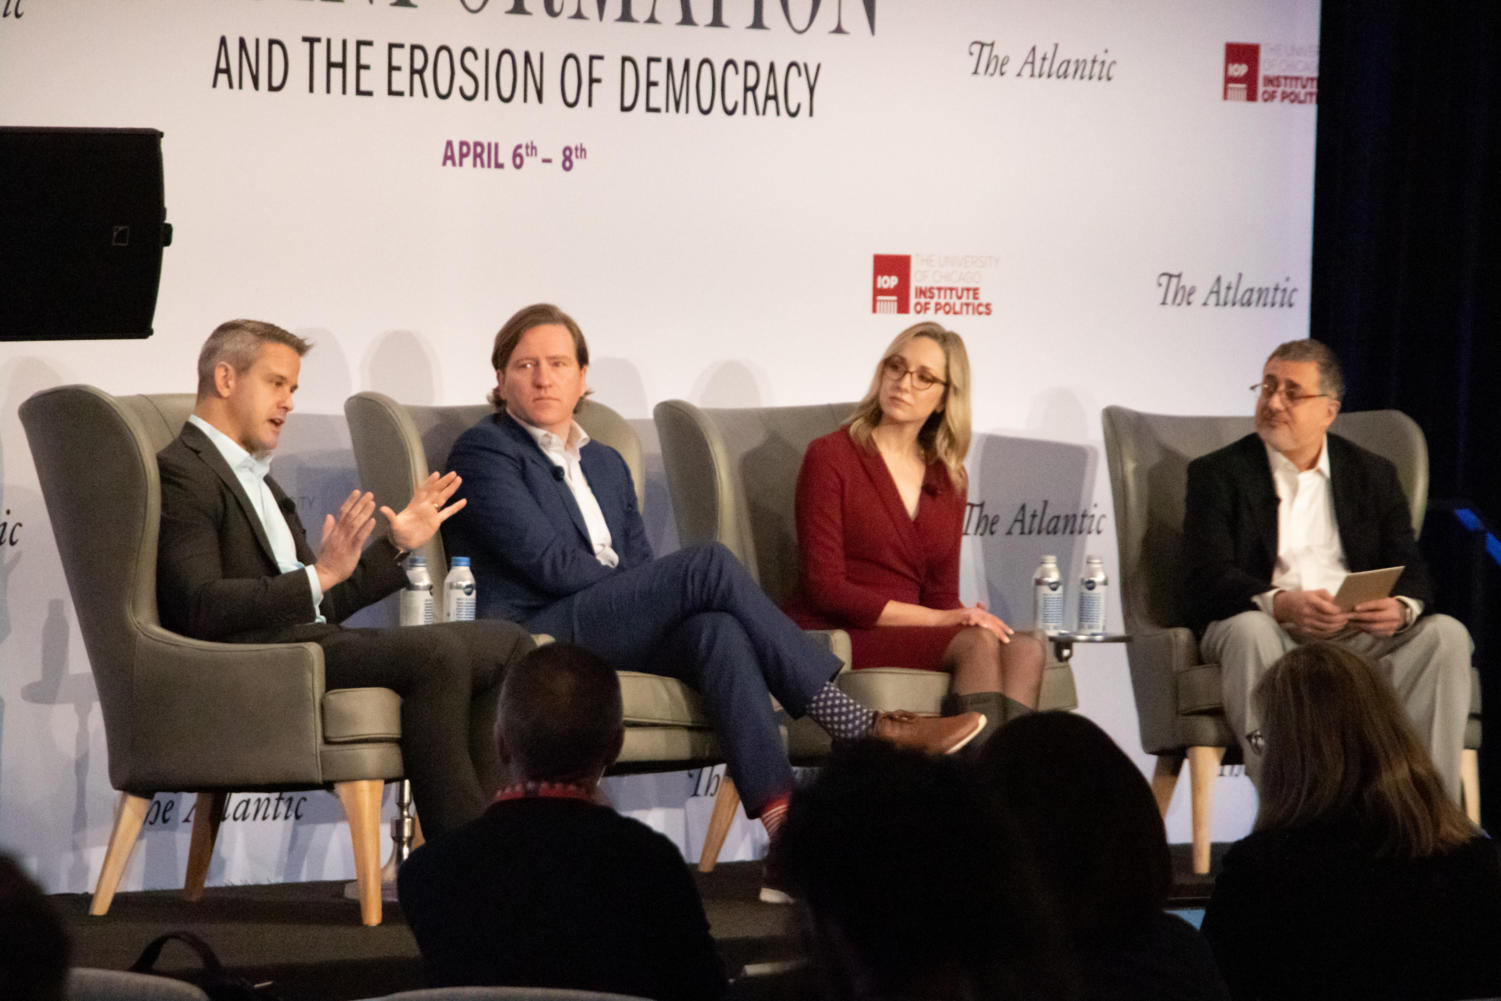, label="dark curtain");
[1312,0,1500,518]
[1311,0,1501,827]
